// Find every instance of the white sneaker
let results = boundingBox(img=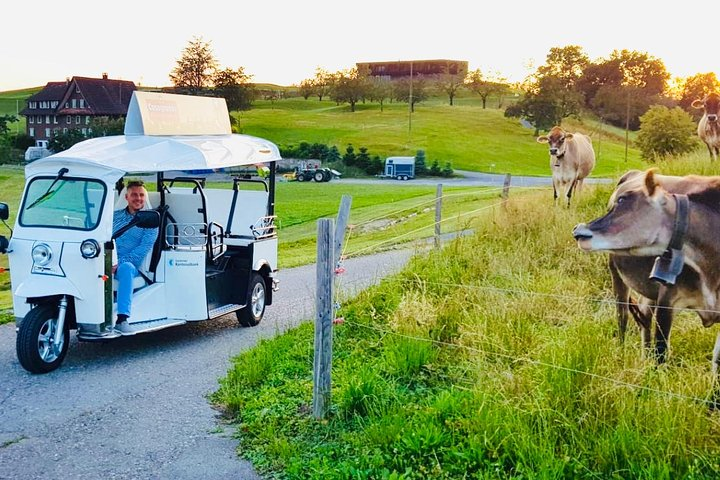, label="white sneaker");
[115,321,136,336]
